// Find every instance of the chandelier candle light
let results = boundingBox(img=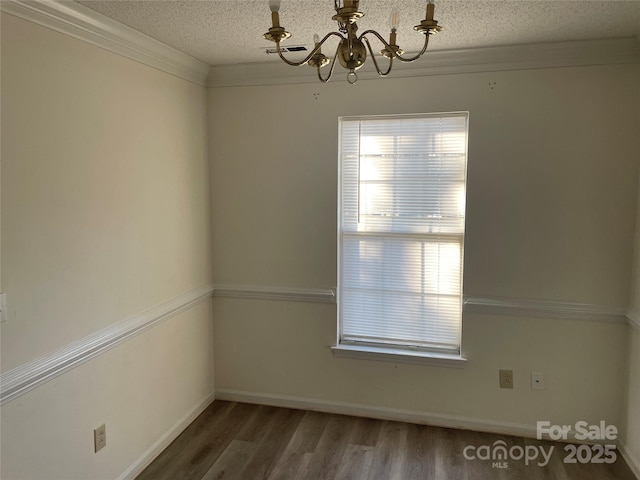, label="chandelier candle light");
[264,0,442,84]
